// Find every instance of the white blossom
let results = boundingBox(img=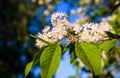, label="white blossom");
[72,23,82,34]
[36,12,68,48]
[51,12,69,27]
[35,12,114,48]
[35,33,47,48]
[42,25,50,33]
[79,22,113,43]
